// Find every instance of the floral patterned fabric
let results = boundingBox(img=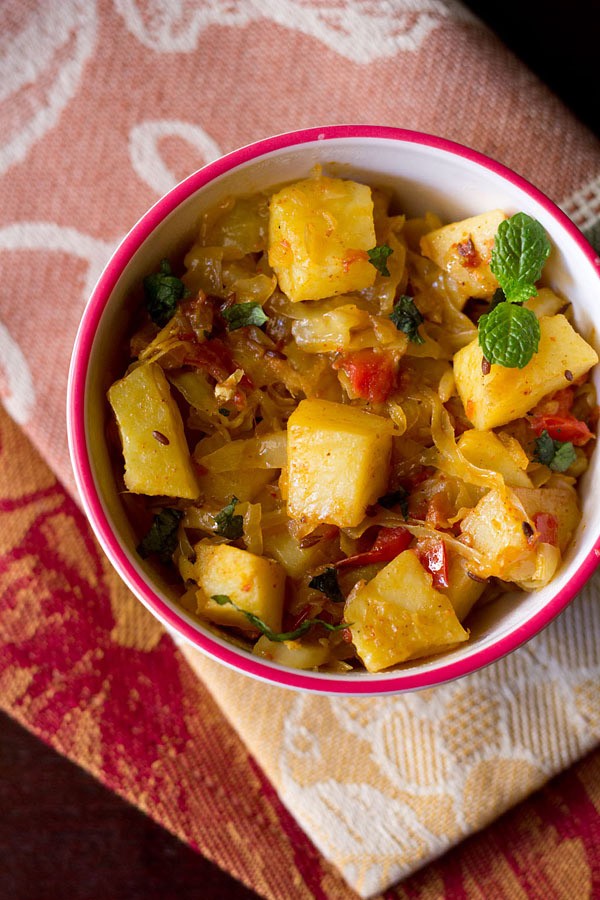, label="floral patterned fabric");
[2,2,600,896]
